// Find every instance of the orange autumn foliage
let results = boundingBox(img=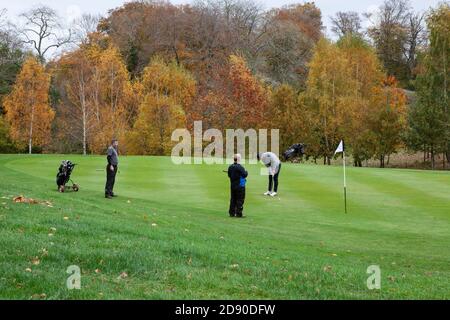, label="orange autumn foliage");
[4,56,54,153]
